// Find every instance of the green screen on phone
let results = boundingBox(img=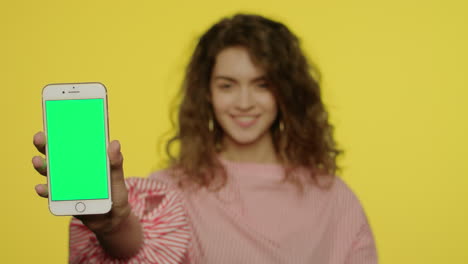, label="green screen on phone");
[45,98,109,201]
